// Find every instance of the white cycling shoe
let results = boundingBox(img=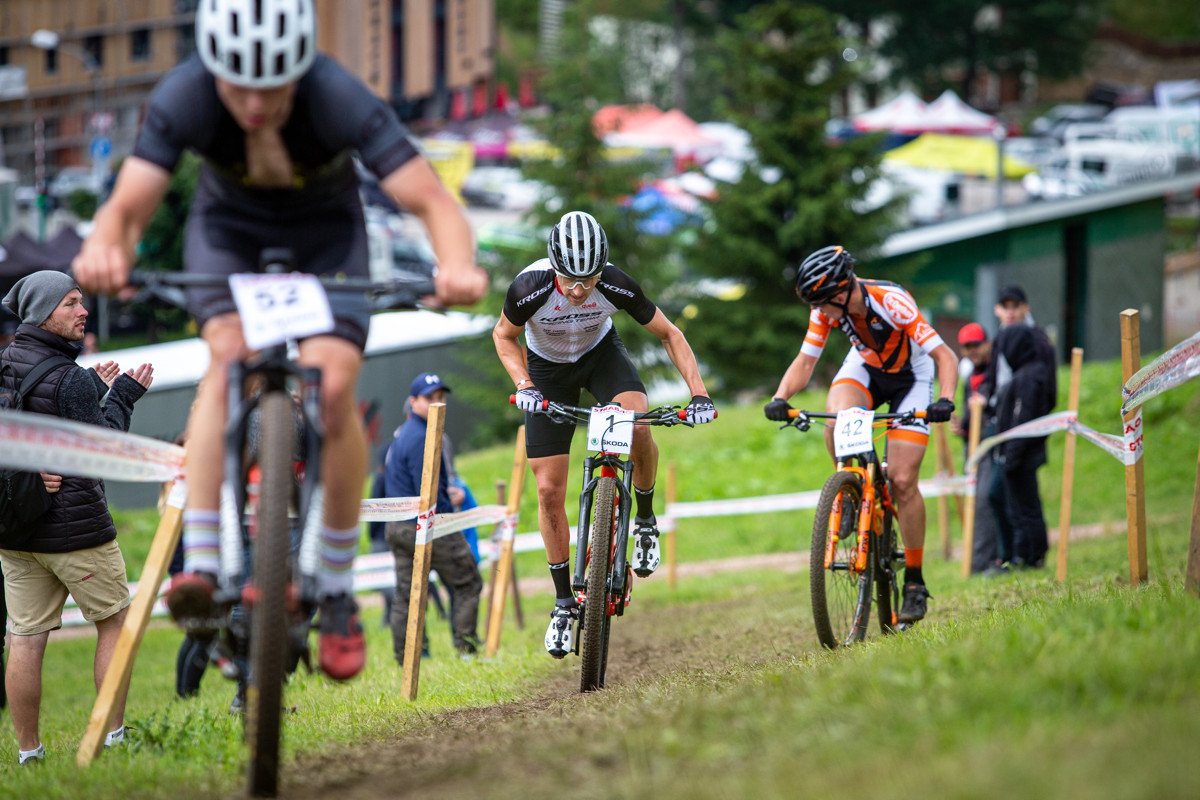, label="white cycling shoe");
[544,604,577,659]
[632,516,661,578]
